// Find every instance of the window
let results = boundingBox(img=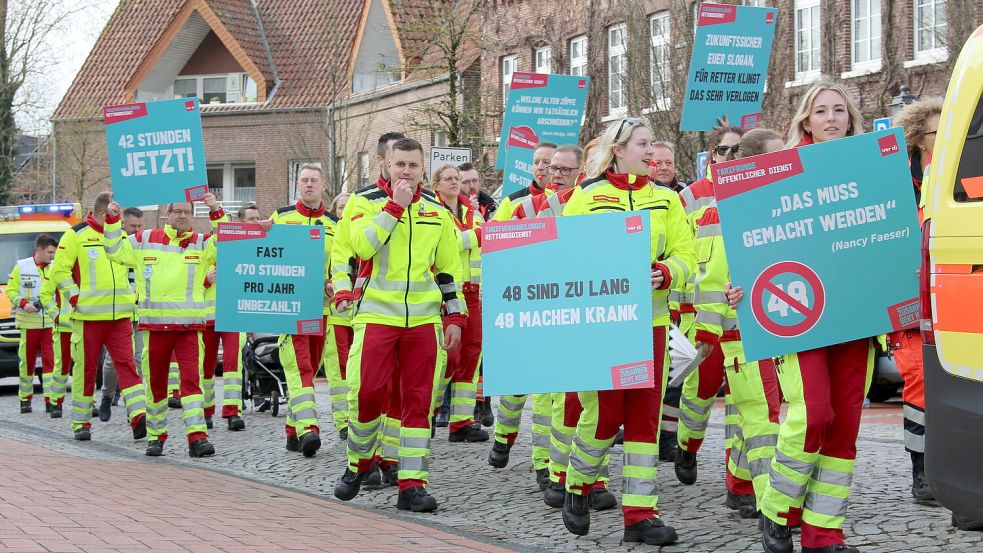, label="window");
[914,0,946,57]
[794,0,821,77]
[335,156,349,192]
[233,166,255,202]
[502,55,518,107]
[289,160,323,201]
[852,0,881,68]
[172,73,257,104]
[650,12,671,109]
[570,36,588,76]
[952,93,982,203]
[358,152,371,187]
[608,23,628,114]
[743,0,764,6]
[432,131,447,148]
[535,46,552,74]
